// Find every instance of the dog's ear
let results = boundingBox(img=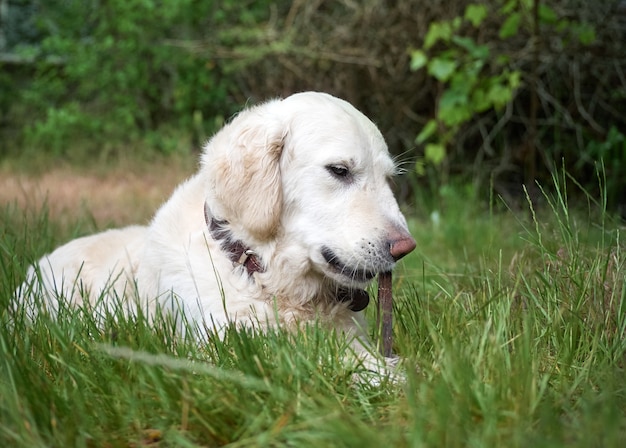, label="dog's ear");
[203,106,286,240]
